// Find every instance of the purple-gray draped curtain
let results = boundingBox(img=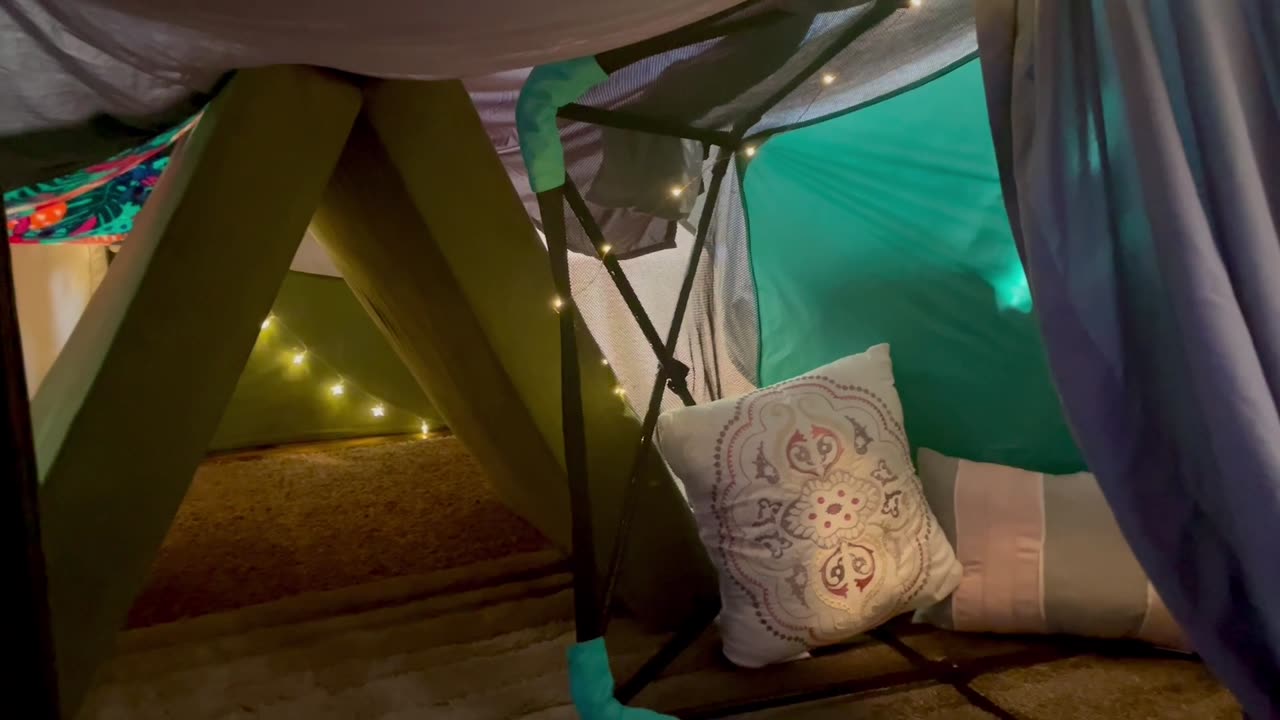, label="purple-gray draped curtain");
[976,0,1280,716]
